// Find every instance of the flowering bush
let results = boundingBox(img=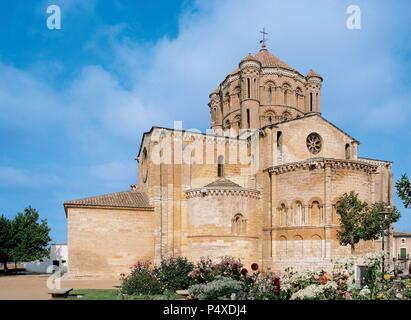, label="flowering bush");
[121,261,164,296]
[245,273,282,300]
[154,257,194,291]
[188,256,244,284]
[121,254,411,300]
[290,281,339,300]
[188,276,244,300]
